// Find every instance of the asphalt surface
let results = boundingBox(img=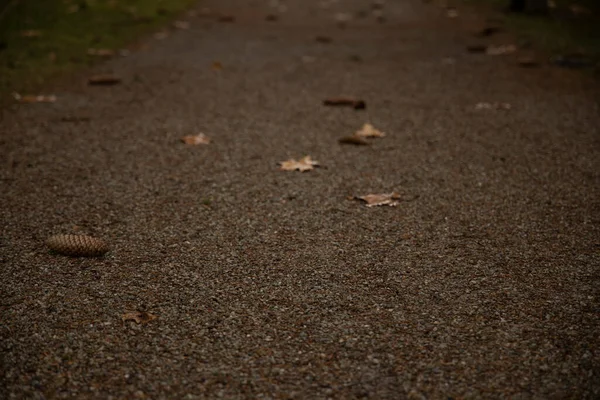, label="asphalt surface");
[1,0,599,398]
